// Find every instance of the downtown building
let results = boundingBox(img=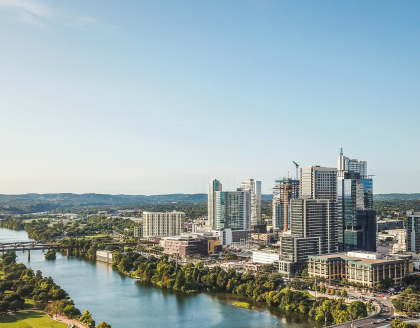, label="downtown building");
[272,178,299,231]
[239,179,262,228]
[407,211,420,253]
[208,179,260,243]
[142,211,185,238]
[337,149,376,252]
[279,166,340,276]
